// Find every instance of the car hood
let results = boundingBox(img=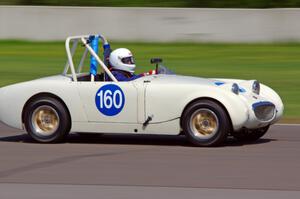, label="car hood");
[142,74,260,95]
[147,74,217,86]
